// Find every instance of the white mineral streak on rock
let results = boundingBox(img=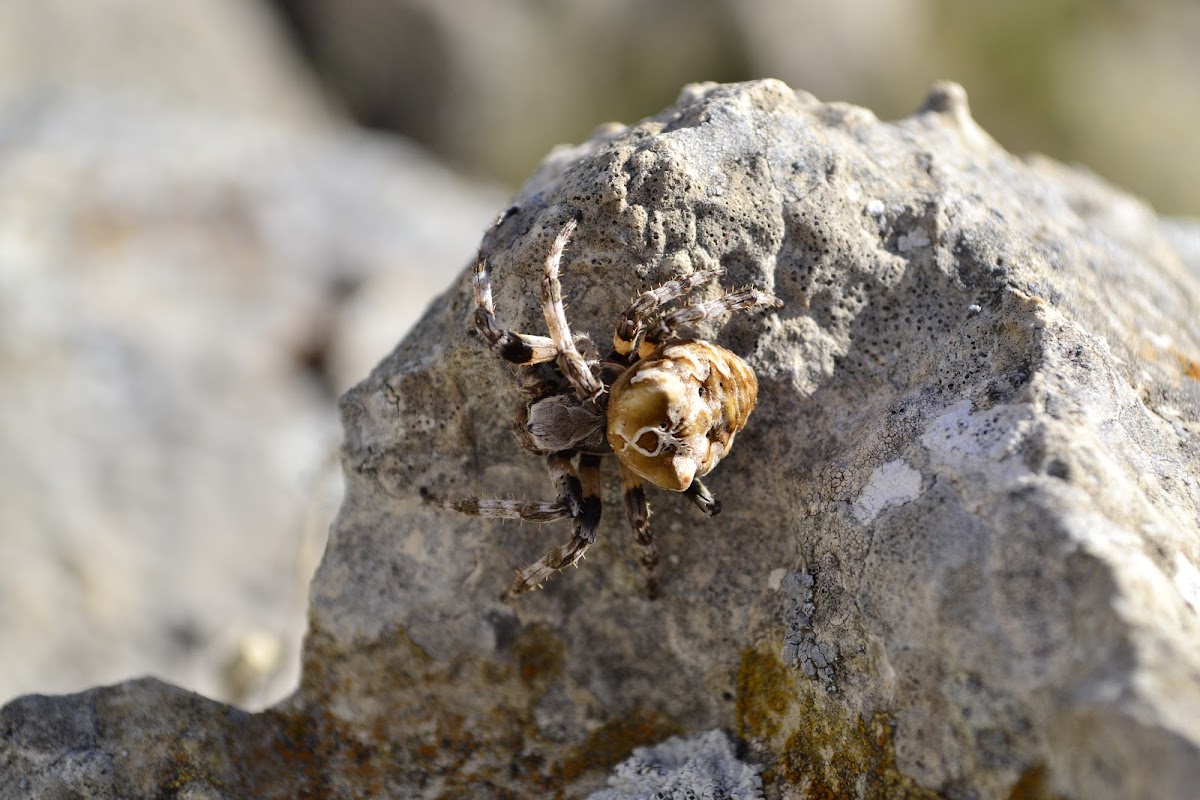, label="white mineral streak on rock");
[851,458,923,524]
